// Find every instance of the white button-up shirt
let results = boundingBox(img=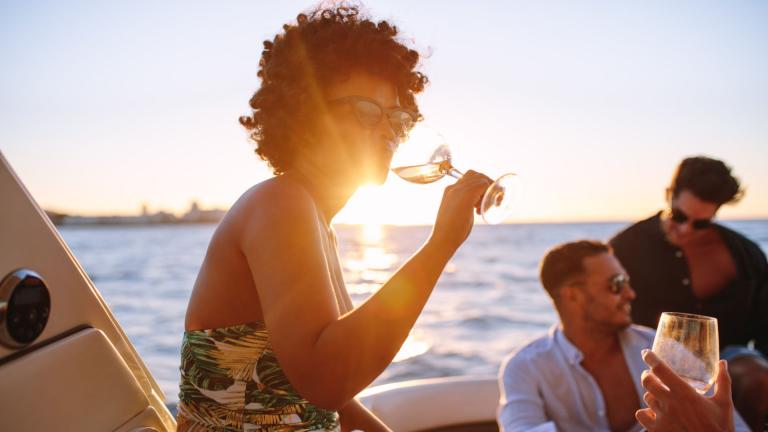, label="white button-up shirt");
[497,324,748,431]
